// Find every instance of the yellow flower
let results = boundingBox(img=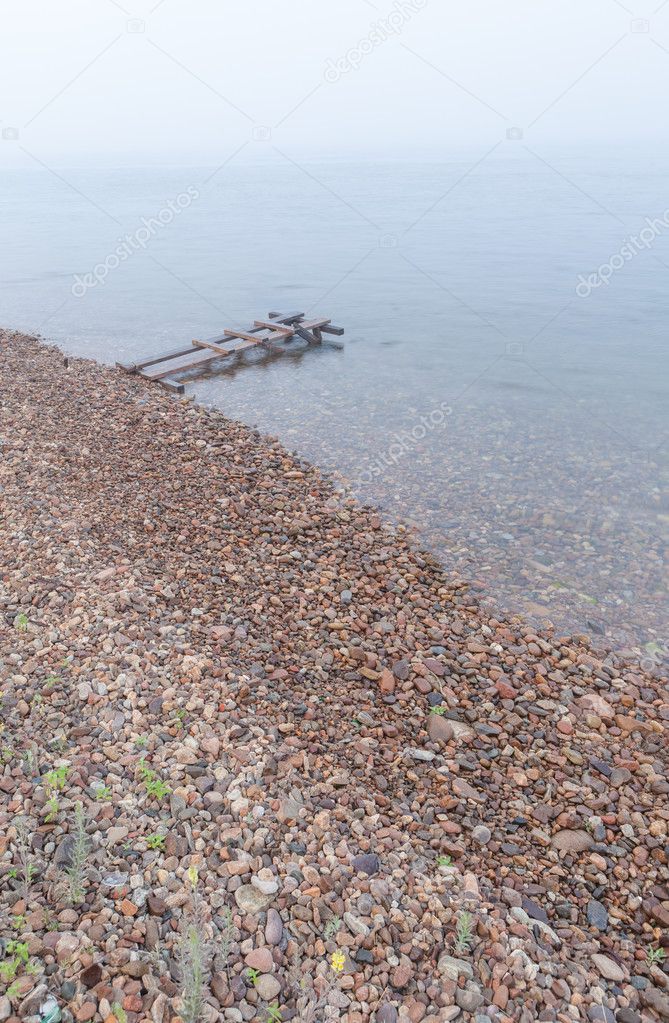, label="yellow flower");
[330,950,345,973]
[187,866,198,888]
